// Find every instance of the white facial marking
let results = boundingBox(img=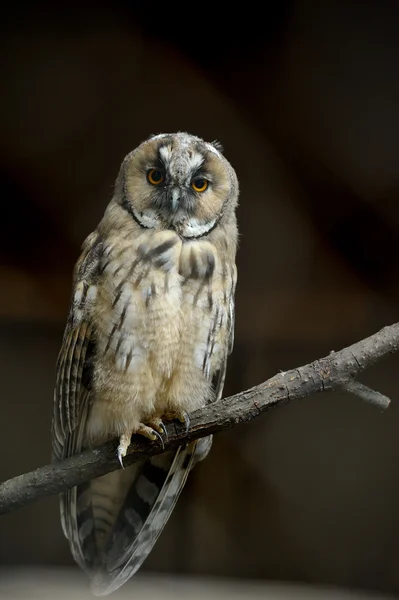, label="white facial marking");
[187,152,204,172]
[183,217,217,238]
[159,145,172,164]
[131,206,159,229]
